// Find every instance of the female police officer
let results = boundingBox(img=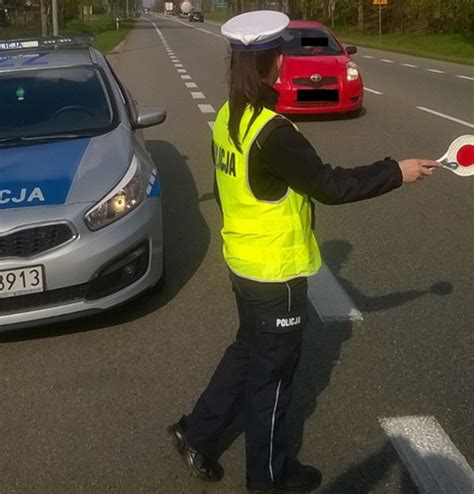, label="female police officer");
[168,11,440,494]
